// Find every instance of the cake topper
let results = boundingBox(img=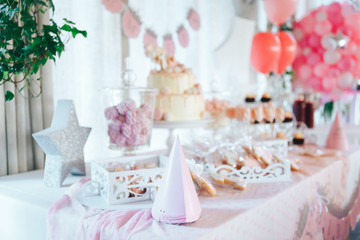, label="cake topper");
[144,44,186,72]
[152,136,202,224]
